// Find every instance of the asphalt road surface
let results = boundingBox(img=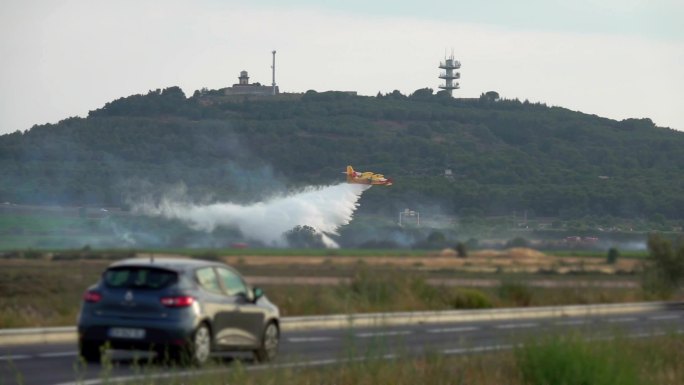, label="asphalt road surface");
[1,308,682,385]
